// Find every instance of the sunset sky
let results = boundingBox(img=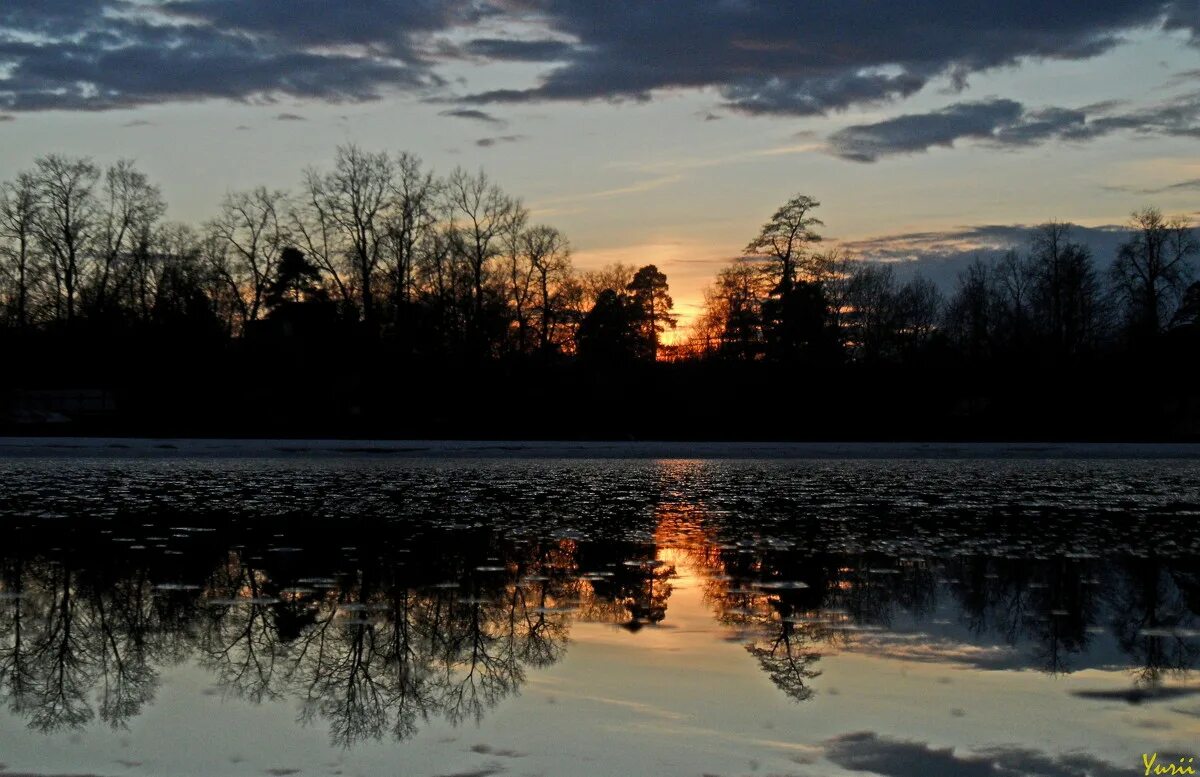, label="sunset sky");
[1,1,1197,327]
